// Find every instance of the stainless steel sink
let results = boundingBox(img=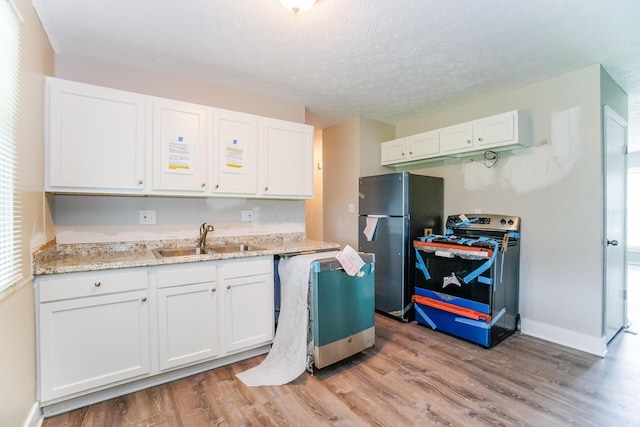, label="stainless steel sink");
[207,243,264,253]
[153,243,264,258]
[153,247,215,258]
